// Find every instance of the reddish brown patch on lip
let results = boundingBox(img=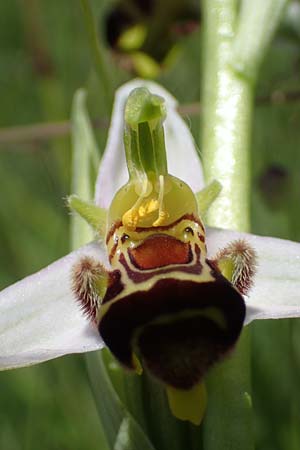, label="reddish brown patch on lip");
[128,235,192,270]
